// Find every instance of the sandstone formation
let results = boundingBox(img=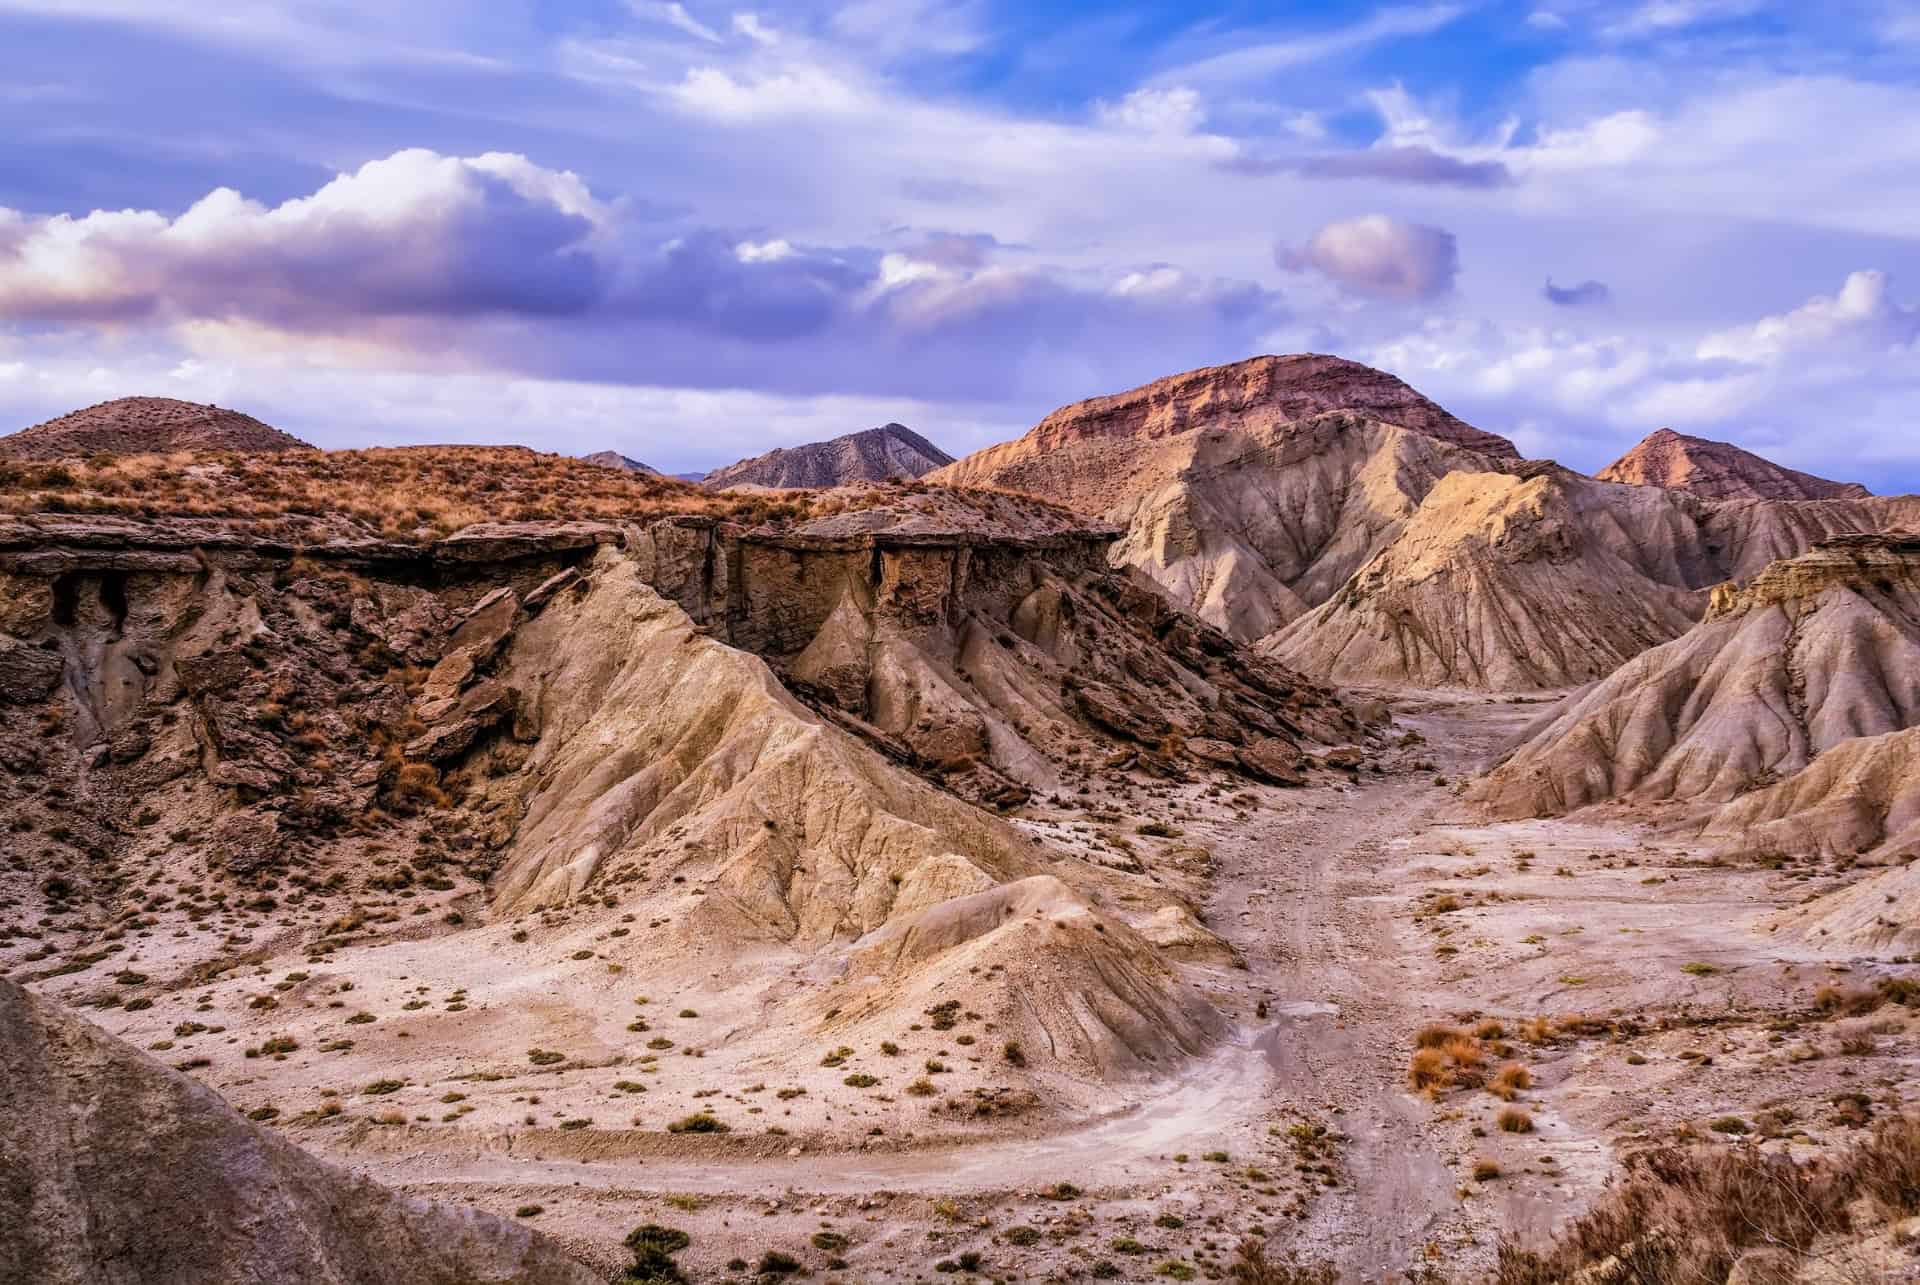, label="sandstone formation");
[0,397,313,458]
[931,359,1522,644]
[1471,533,1920,818]
[482,548,1046,927]
[933,356,1920,692]
[934,356,1516,507]
[703,423,954,490]
[624,486,1364,804]
[0,978,599,1285]
[1597,427,1872,501]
